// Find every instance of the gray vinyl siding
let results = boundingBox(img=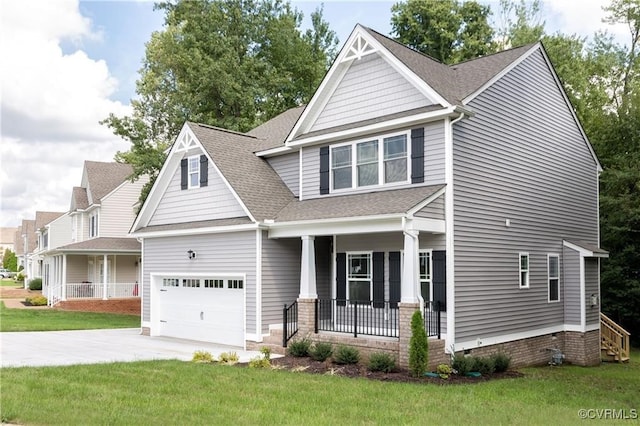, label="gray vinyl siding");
[301,146,320,200]
[585,258,599,325]
[424,121,445,185]
[311,53,432,132]
[452,49,600,343]
[65,255,88,284]
[563,246,581,325]
[141,232,256,332]
[148,149,247,226]
[261,234,301,333]
[415,194,445,220]
[113,255,138,284]
[267,152,300,197]
[100,179,146,237]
